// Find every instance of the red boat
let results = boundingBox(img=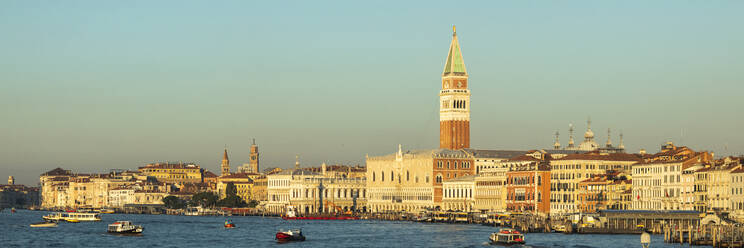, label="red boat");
[275,229,305,242]
[224,220,235,228]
